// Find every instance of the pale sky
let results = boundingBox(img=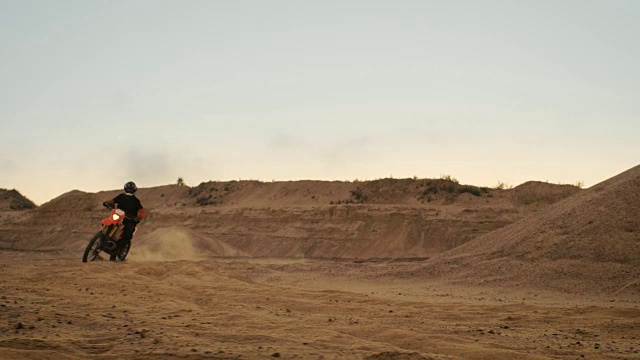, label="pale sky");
[1,0,639,204]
